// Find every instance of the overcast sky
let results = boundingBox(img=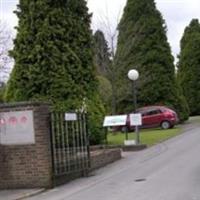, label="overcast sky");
[1,0,200,61]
